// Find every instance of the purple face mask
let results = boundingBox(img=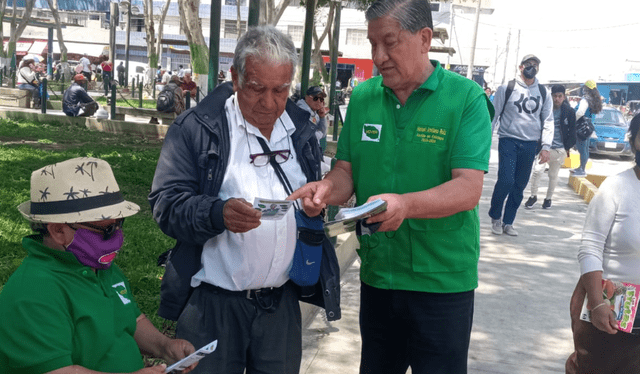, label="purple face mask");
[65,228,124,269]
